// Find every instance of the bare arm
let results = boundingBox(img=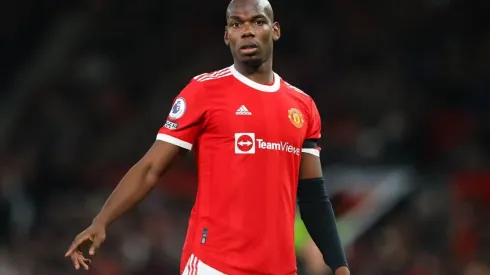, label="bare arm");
[93,140,184,228]
[299,152,323,179]
[65,76,206,270]
[65,140,185,267]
